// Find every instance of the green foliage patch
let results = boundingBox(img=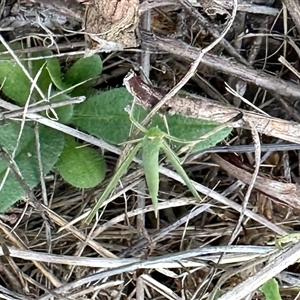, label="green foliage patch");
[56,136,106,188]
[259,278,282,300]
[0,124,65,211]
[0,44,232,215]
[0,49,105,211]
